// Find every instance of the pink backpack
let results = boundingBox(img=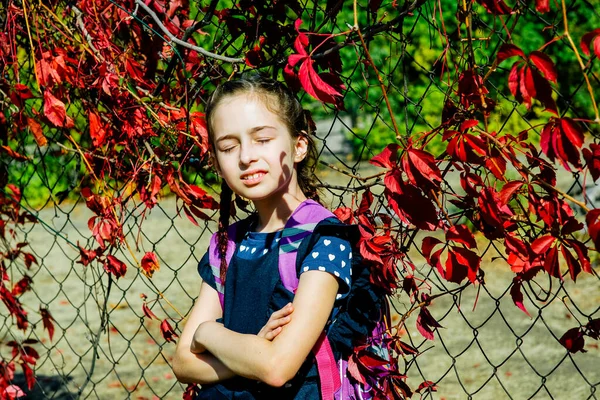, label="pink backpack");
[208,200,391,399]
